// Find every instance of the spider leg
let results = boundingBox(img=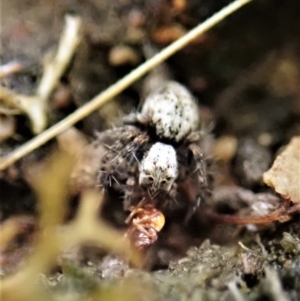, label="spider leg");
[133,223,153,237]
[99,130,149,189]
[183,193,203,224]
[162,183,179,210]
[123,177,136,211]
[186,122,215,143]
[188,143,208,187]
[111,133,149,187]
[178,143,212,223]
[112,133,149,166]
[125,197,148,224]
